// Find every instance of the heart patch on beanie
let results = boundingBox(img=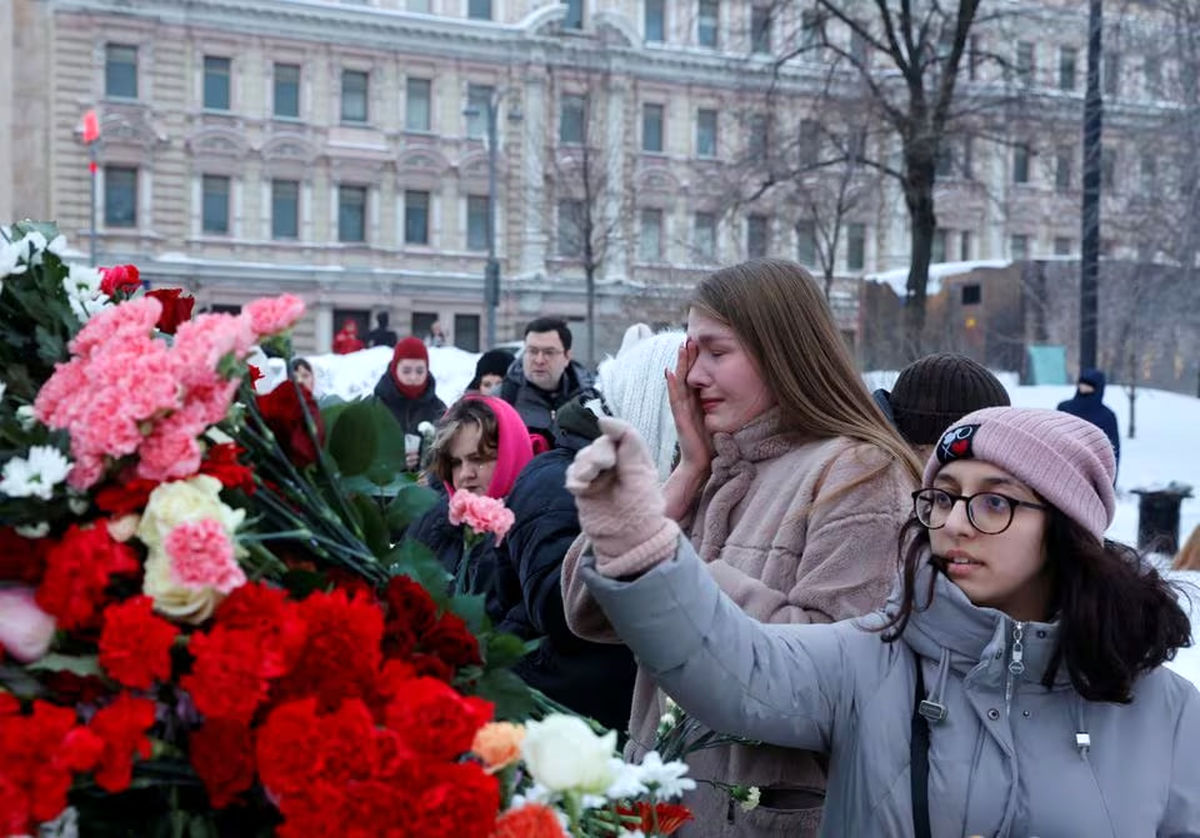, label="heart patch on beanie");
[937,424,979,464]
